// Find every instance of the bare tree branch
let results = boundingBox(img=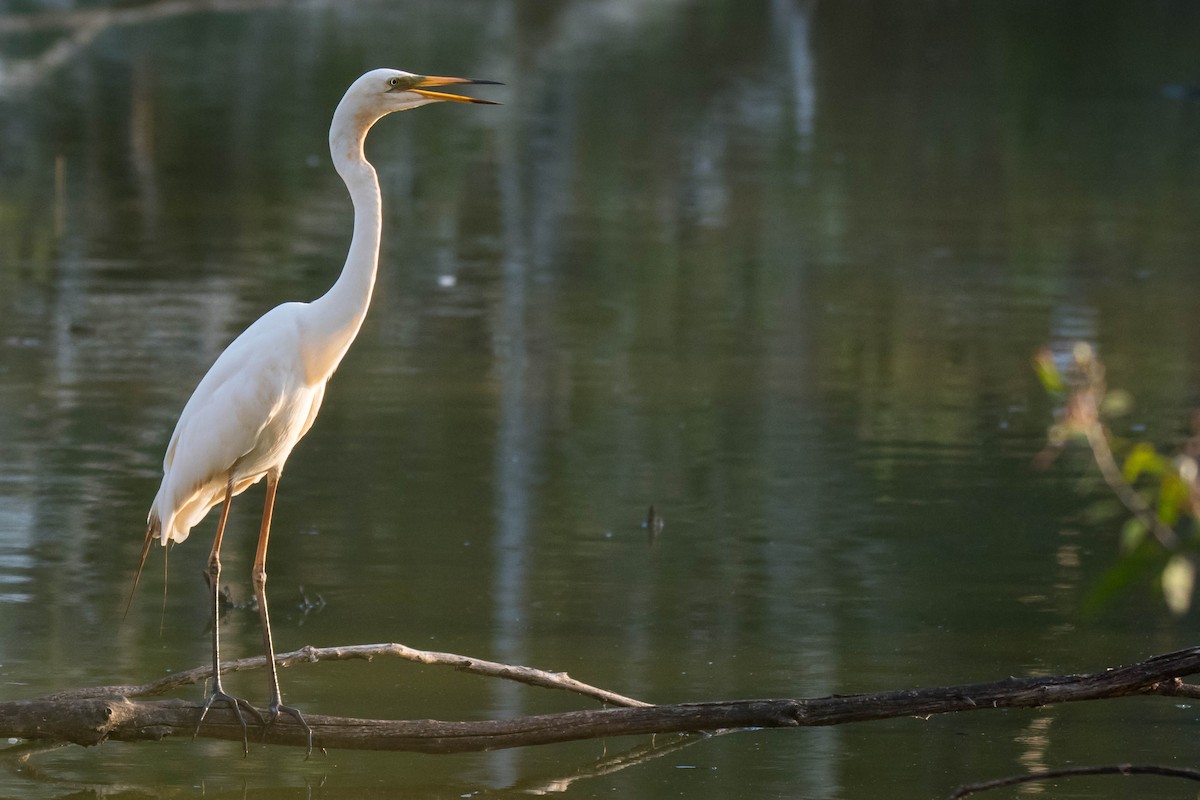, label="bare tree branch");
[3,644,1200,753]
[0,0,288,94]
[0,0,285,34]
